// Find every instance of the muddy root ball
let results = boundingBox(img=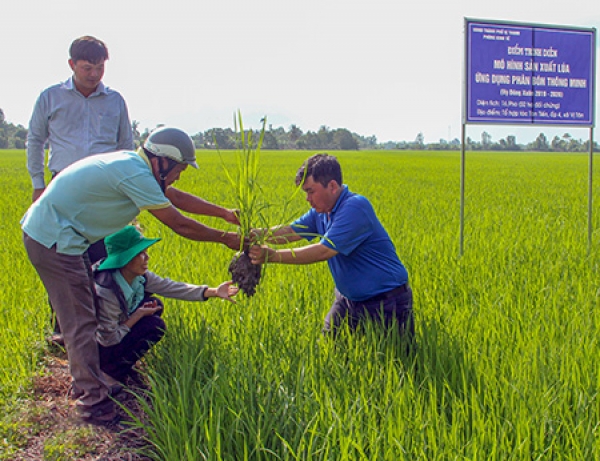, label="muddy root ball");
[228,251,262,297]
